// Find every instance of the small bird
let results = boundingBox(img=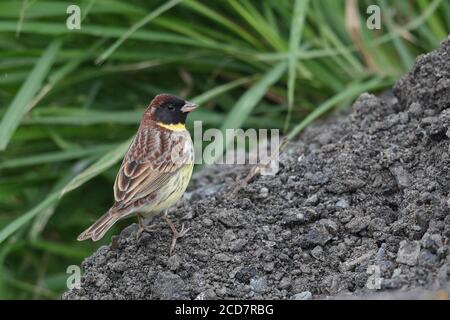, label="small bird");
[77,94,197,254]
